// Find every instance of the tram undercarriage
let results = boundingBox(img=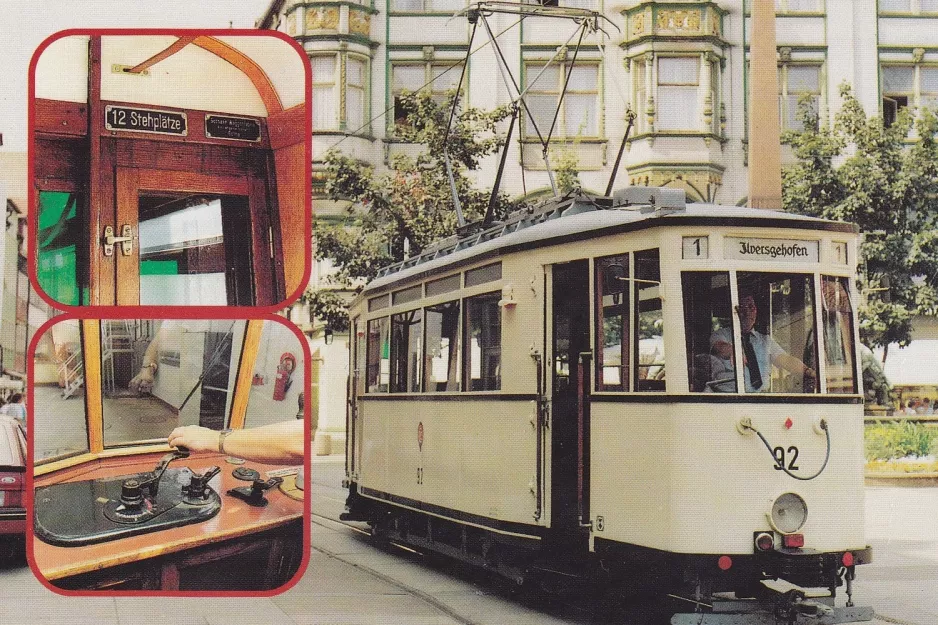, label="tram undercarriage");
[344,486,873,624]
